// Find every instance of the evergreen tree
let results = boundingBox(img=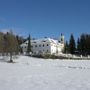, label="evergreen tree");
[27,34,32,55]
[77,38,80,52]
[69,34,76,54]
[88,35,90,54]
[80,34,86,54]
[78,34,90,55]
[85,34,90,55]
[64,41,69,53]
